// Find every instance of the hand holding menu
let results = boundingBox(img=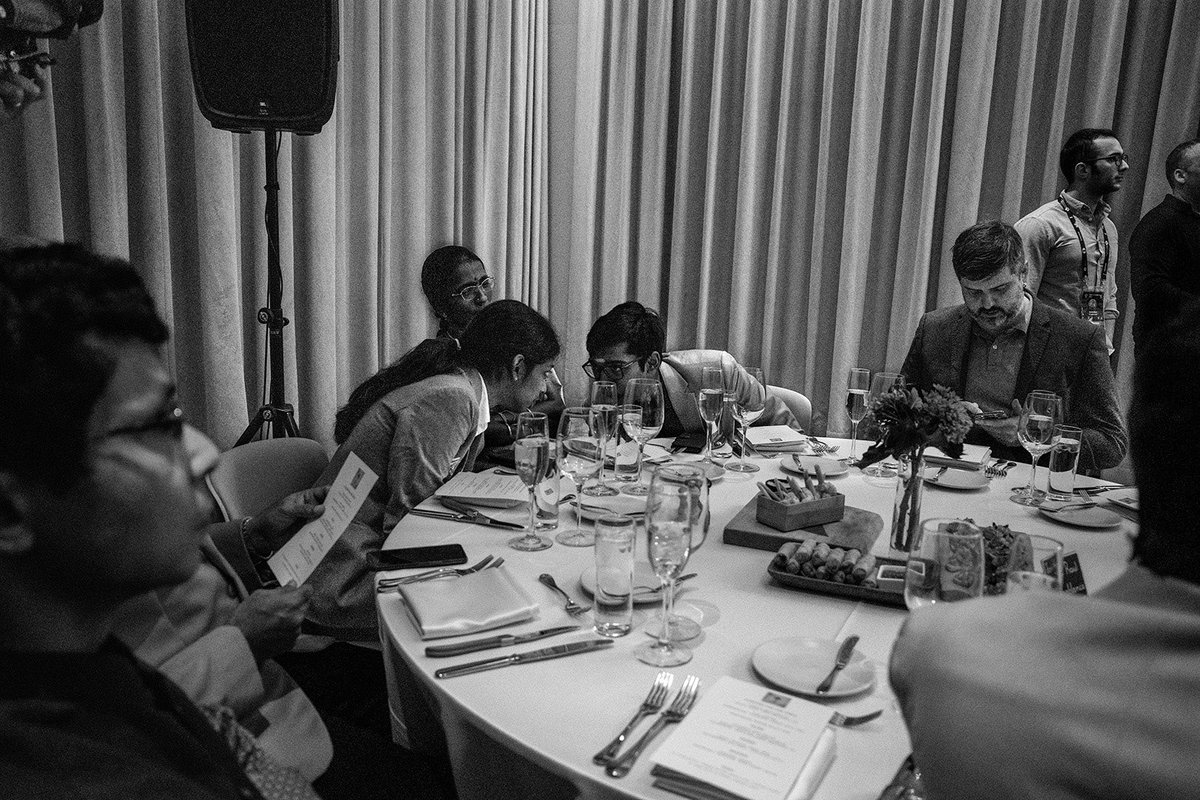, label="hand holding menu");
[651,676,836,800]
[268,452,377,586]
